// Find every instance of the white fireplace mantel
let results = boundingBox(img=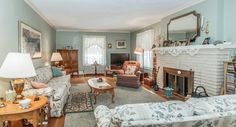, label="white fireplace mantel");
[153,43,236,96]
[152,44,236,56]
